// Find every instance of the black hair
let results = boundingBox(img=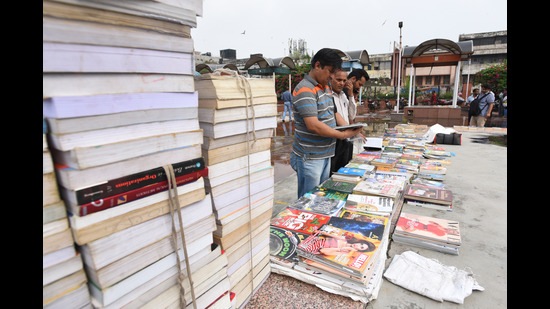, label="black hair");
[481,83,492,90]
[347,237,376,252]
[310,48,342,71]
[347,68,370,82]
